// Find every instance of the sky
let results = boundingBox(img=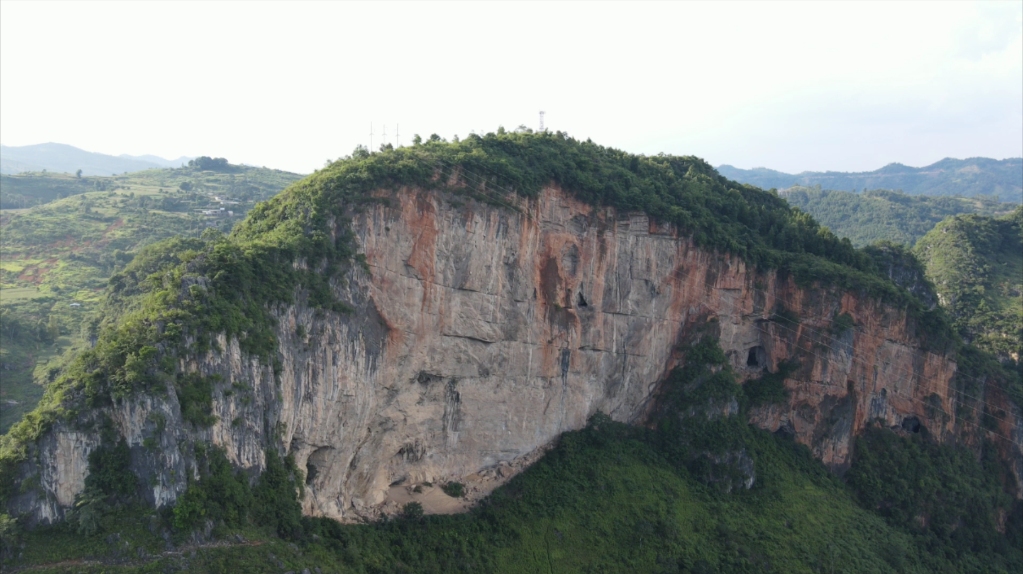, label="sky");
[1,1,1021,175]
